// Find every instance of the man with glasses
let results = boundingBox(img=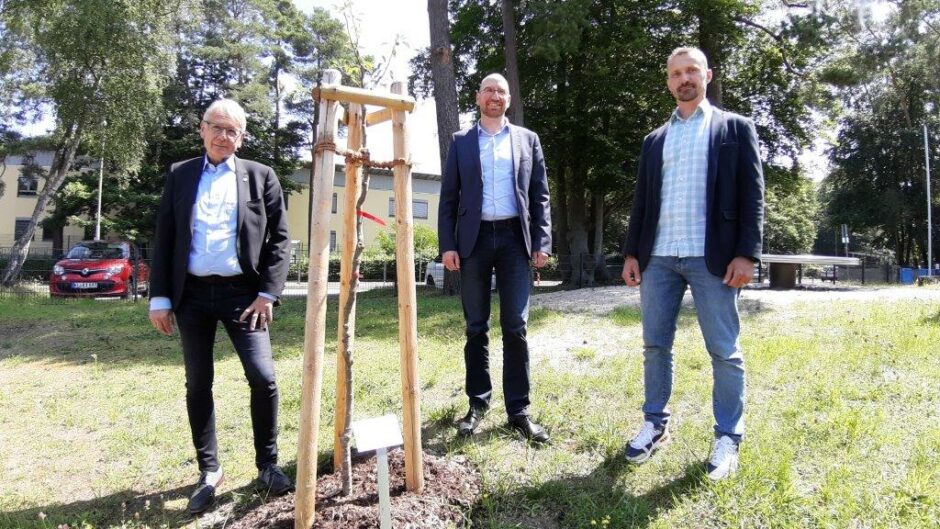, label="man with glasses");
[438,73,553,443]
[149,98,292,514]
